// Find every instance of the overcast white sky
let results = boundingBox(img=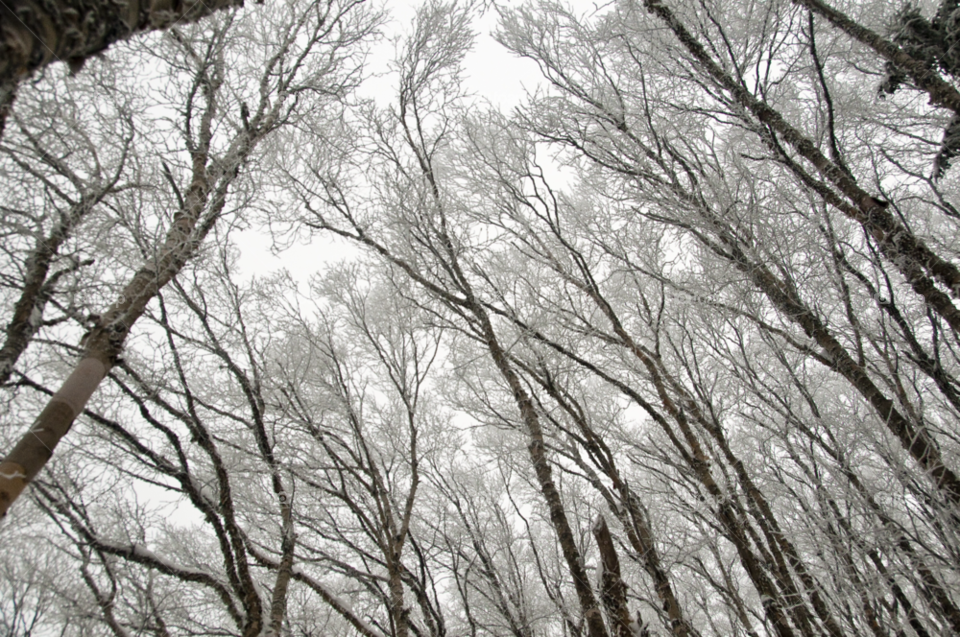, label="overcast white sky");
[234,0,545,281]
[362,0,544,108]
